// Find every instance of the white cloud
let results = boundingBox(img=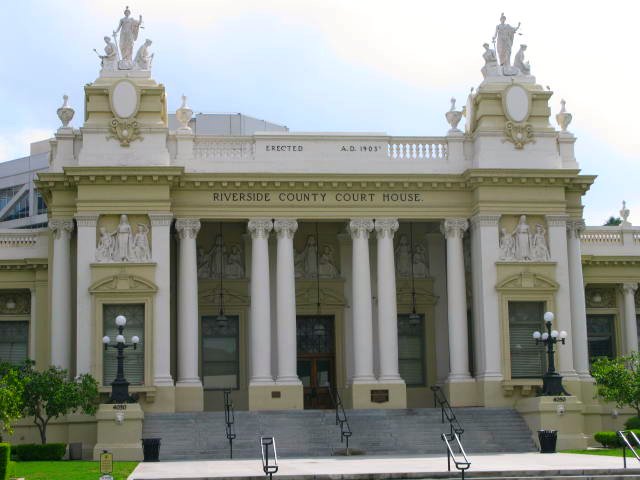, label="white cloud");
[0,129,52,163]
